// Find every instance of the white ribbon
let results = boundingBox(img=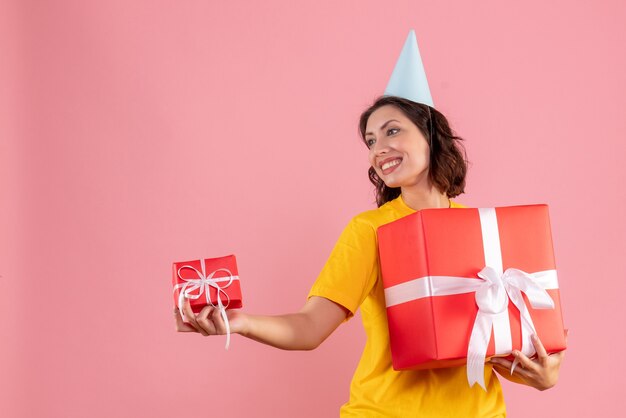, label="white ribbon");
[384,208,559,390]
[173,259,239,350]
[467,266,556,389]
